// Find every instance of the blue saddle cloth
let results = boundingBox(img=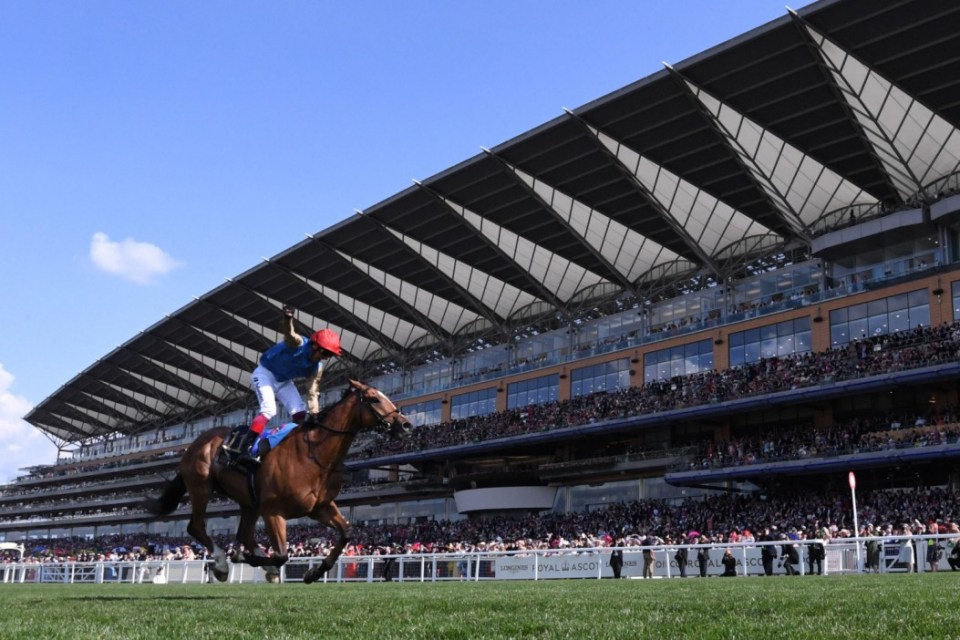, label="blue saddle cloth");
[253,421,298,456]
